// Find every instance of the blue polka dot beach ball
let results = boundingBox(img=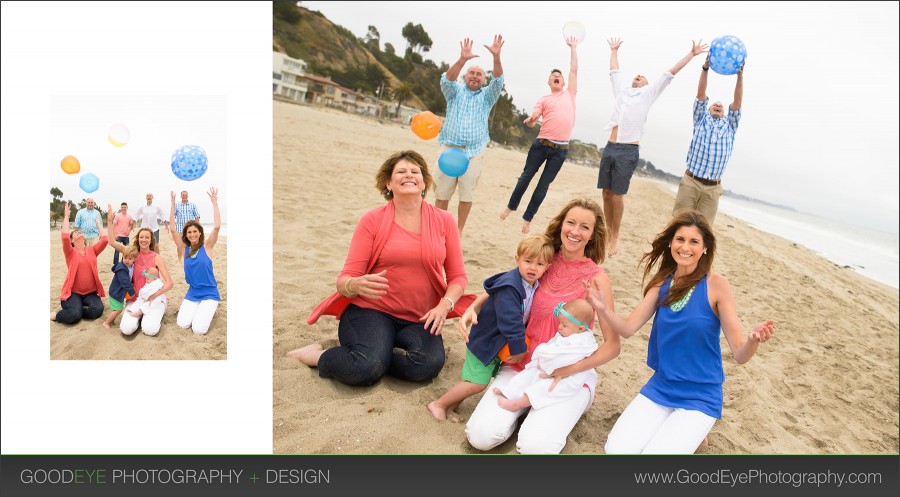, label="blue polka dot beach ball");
[170,145,209,181]
[709,35,747,76]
